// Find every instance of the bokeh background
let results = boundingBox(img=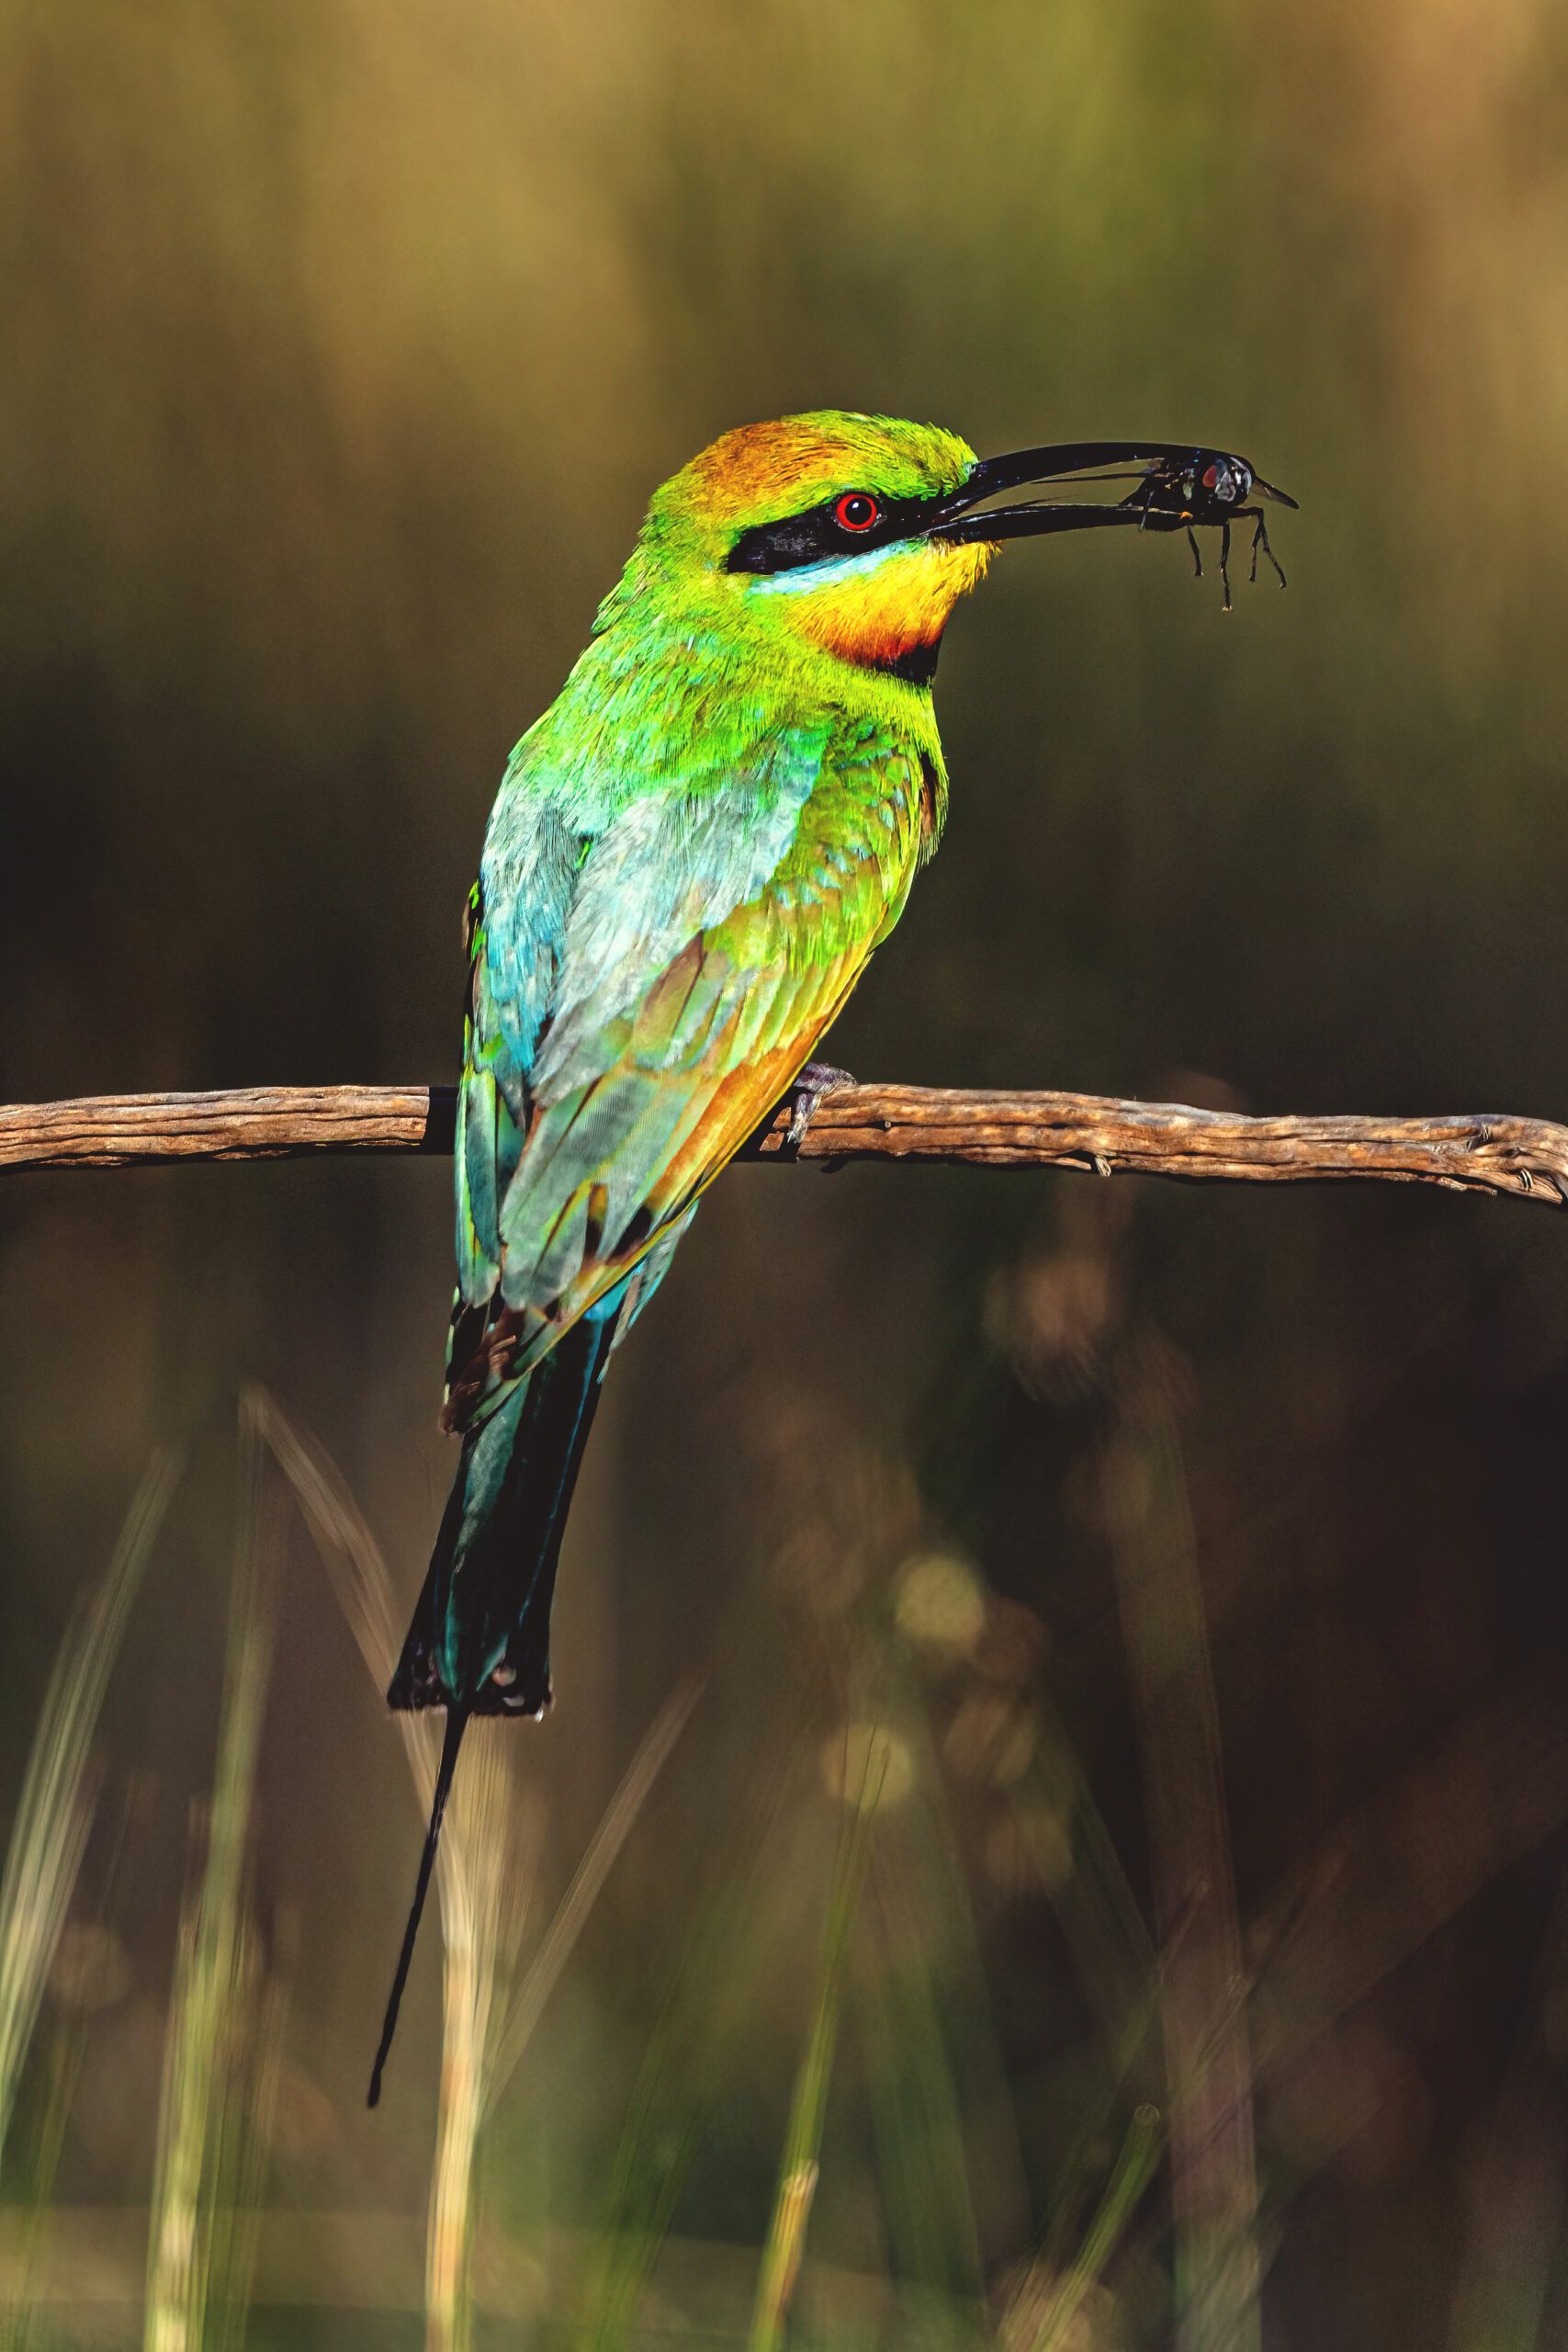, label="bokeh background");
[6,2,1568,2345]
